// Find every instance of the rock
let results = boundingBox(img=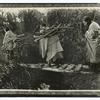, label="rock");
[59,64,68,70]
[74,64,82,72]
[82,65,89,69]
[65,64,75,71]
